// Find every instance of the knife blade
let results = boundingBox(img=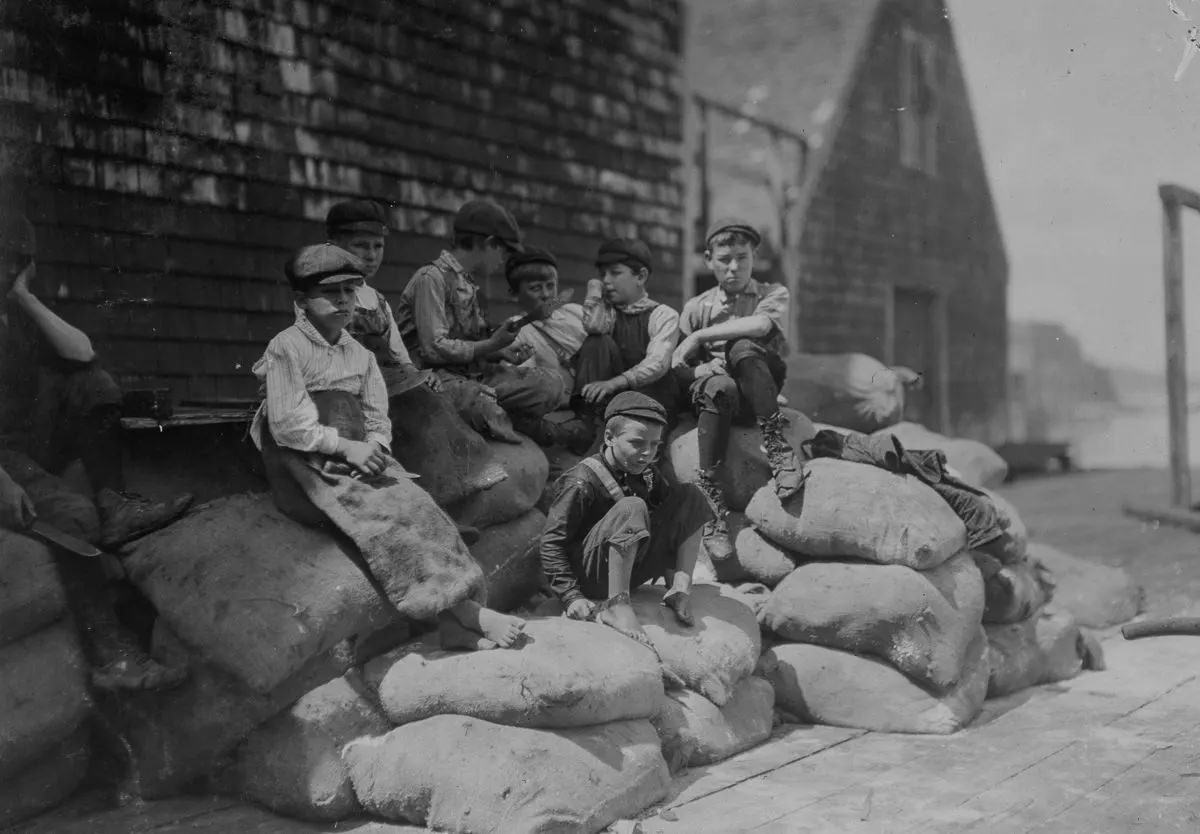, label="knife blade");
[505,288,575,331]
[30,520,102,558]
